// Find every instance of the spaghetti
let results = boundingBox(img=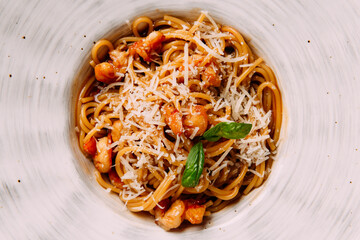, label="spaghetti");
[76,12,282,230]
